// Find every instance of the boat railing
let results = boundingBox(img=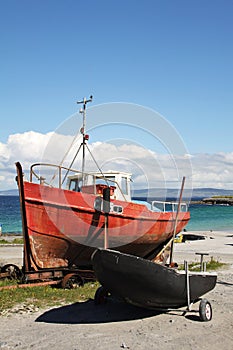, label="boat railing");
[29,163,127,200]
[151,200,188,213]
[30,163,68,187]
